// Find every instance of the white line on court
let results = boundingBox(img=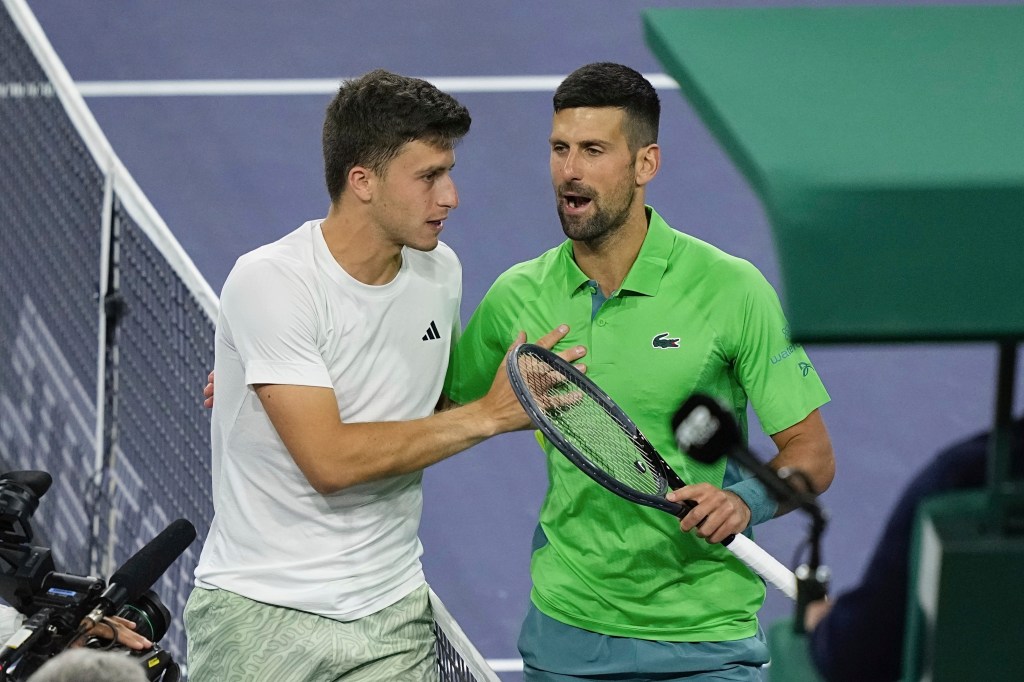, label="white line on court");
[75,73,679,97]
[487,658,525,672]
